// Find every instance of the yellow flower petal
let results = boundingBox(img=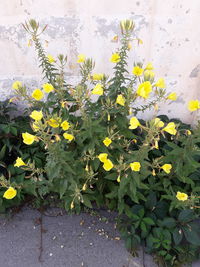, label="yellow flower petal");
[92,73,104,80]
[161,164,172,174]
[103,159,114,171]
[30,110,43,121]
[103,137,112,147]
[130,162,141,172]
[132,66,143,76]
[32,89,44,101]
[47,54,55,63]
[92,83,103,96]
[42,83,54,93]
[98,153,108,162]
[176,191,188,201]
[14,157,26,167]
[167,92,177,101]
[22,132,35,145]
[155,78,166,89]
[3,187,17,200]
[144,70,155,80]
[77,54,86,63]
[48,118,60,128]
[110,53,120,63]
[154,118,164,128]
[145,62,153,70]
[129,117,140,129]
[12,81,22,90]
[188,100,200,112]
[137,81,152,99]
[116,94,125,106]
[163,122,177,135]
[61,120,70,131]
[63,133,74,141]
